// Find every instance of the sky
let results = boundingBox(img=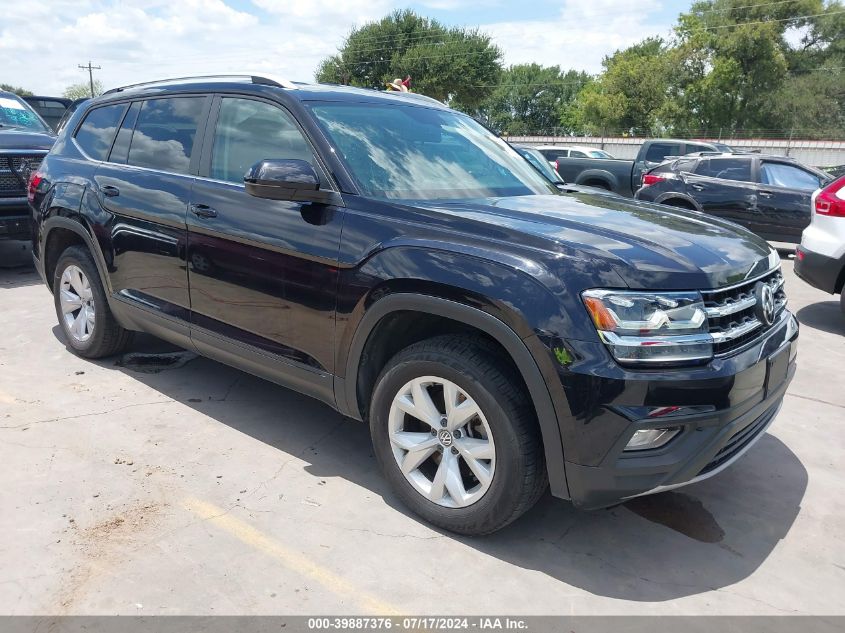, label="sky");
[0,0,691,96]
